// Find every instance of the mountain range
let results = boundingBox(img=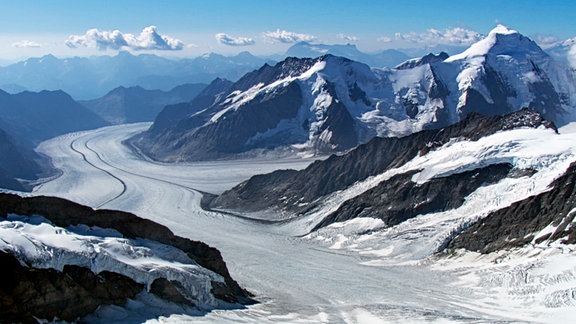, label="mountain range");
[133,25,576,162]
[1,34,572,102]
[209,109,554,221]
[0,51,272,100]
[209,108,576,257]
[285,41,411,68]
[1,24,575,323]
